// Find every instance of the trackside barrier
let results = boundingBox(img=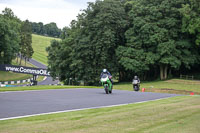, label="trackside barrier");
[180,75,194,80]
